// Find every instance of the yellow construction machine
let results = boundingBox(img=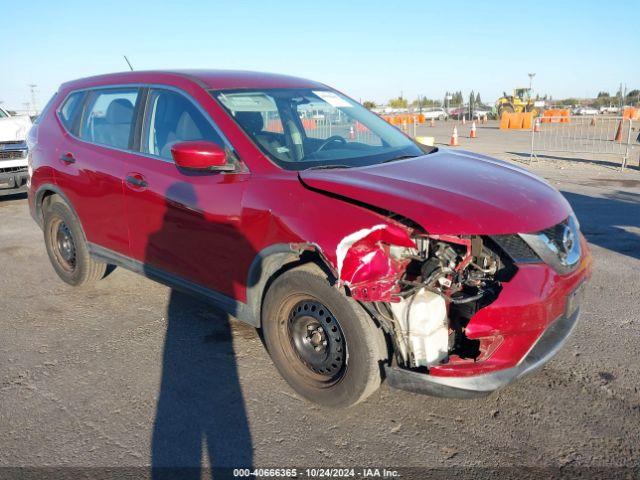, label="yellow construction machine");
[496,88,540,117]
